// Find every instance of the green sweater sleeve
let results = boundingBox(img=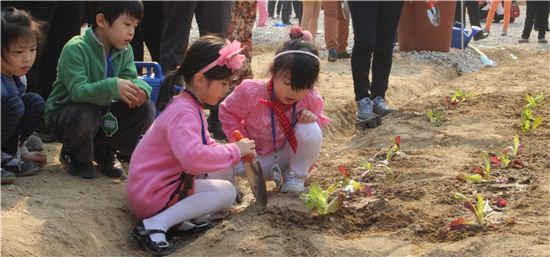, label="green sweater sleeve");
[118,45,152,98]
[58,45,120,105]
